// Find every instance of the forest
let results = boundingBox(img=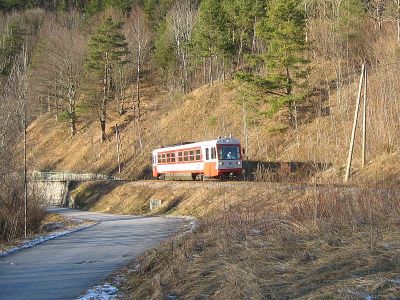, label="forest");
[1,0,400,266]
